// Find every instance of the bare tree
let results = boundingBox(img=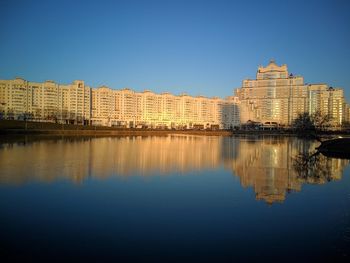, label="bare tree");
[311,111,331,131]
[292,111,331,138]
[292,112,315,131]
